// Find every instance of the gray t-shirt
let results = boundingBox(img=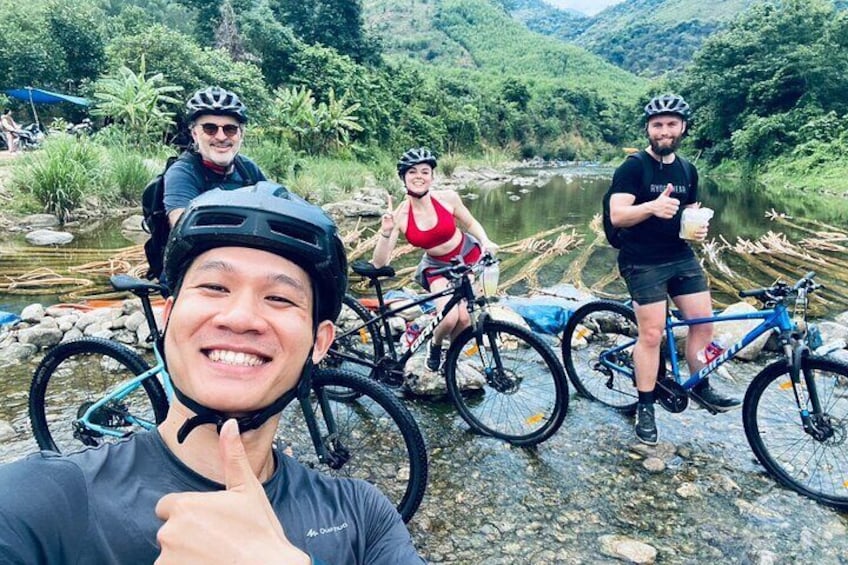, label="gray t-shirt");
[0,431,423,564]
